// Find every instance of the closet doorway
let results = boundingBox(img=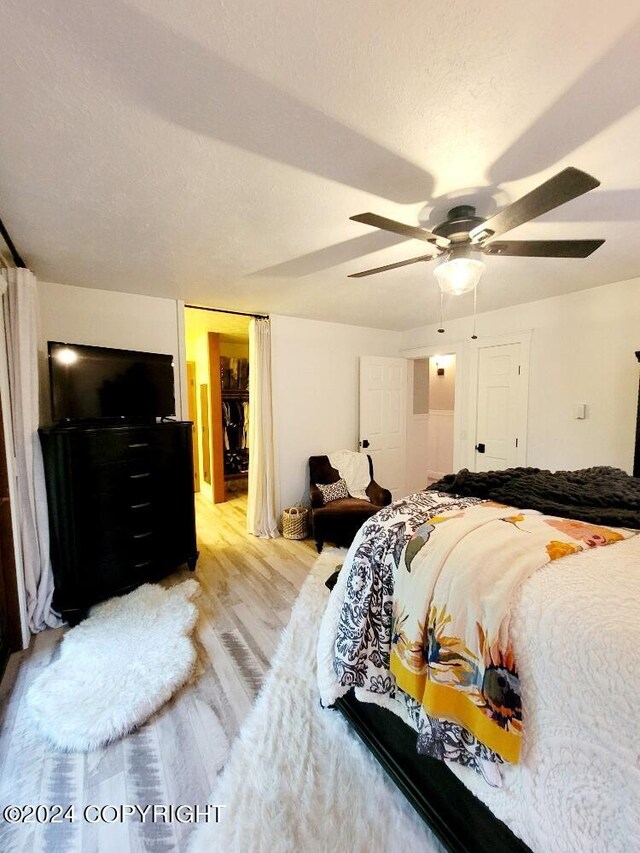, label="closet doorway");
[184,308,251,507]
